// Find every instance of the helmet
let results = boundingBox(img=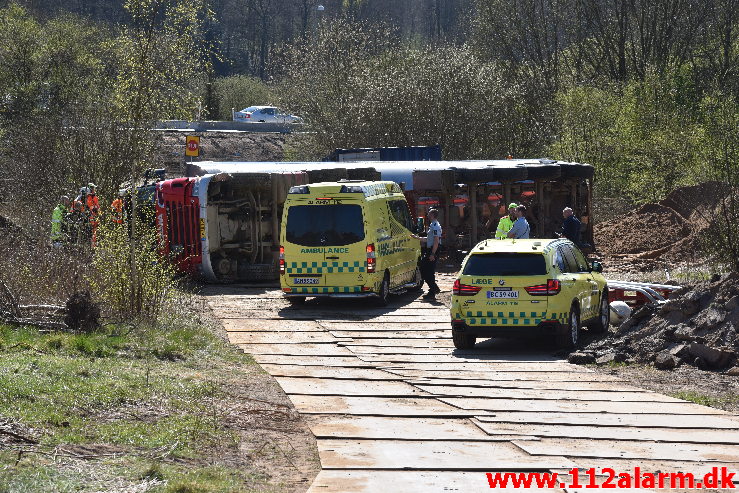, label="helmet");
[508,202,518,210]
[88,182,97,189]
